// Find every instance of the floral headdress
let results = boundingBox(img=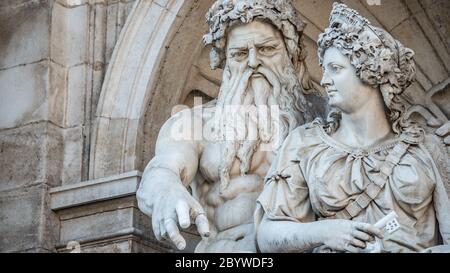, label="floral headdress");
[318,3,416,134]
